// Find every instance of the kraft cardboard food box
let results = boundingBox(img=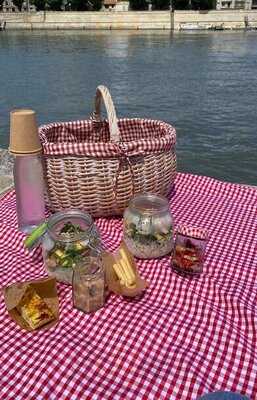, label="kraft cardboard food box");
[103,241,149,298]
[3,277,59,331]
